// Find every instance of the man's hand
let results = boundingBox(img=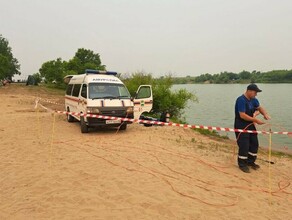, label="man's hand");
[258,106,271,120]
[254,118,265,125]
